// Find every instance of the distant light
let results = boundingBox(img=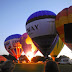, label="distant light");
[34,51,44,57]
[21,52,25,55]
[27,51,34,61]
